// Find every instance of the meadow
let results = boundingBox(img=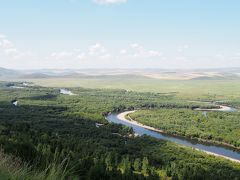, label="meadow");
[16,76,240,102]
